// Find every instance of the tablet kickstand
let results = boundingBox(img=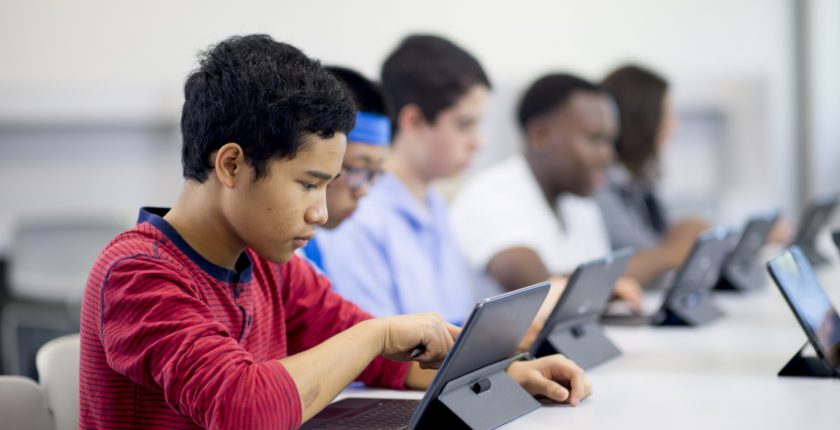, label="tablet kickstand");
[434,358,540,429]
[778,342,836,378]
